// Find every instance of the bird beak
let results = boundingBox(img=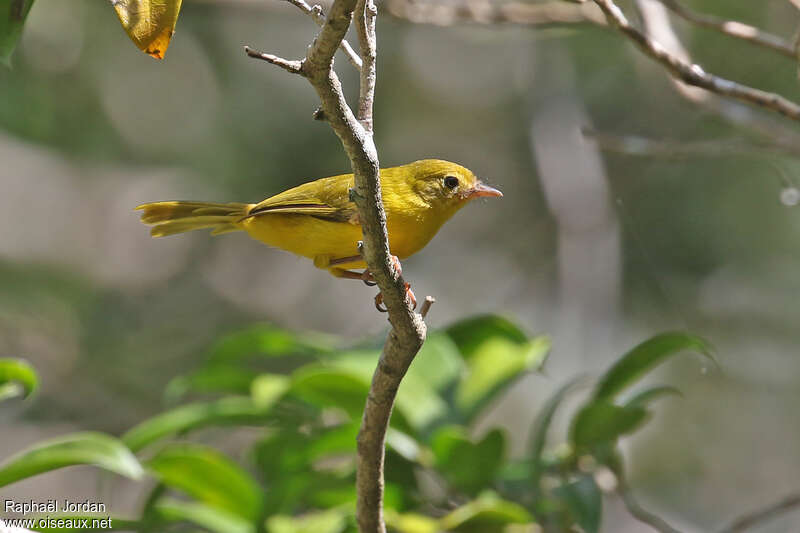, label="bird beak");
[466,182,503,199]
